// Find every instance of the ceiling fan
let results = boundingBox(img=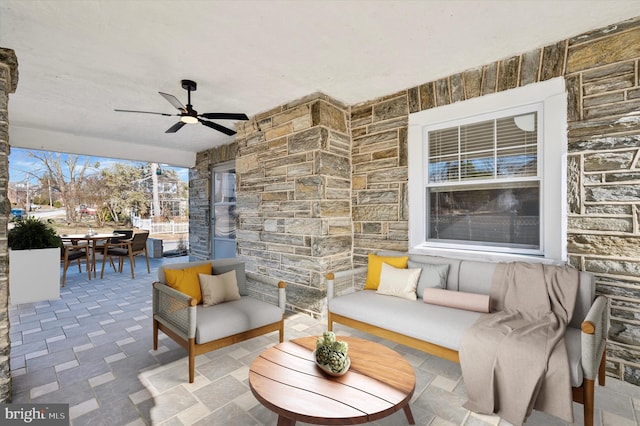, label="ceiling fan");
[115,79,249,135]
